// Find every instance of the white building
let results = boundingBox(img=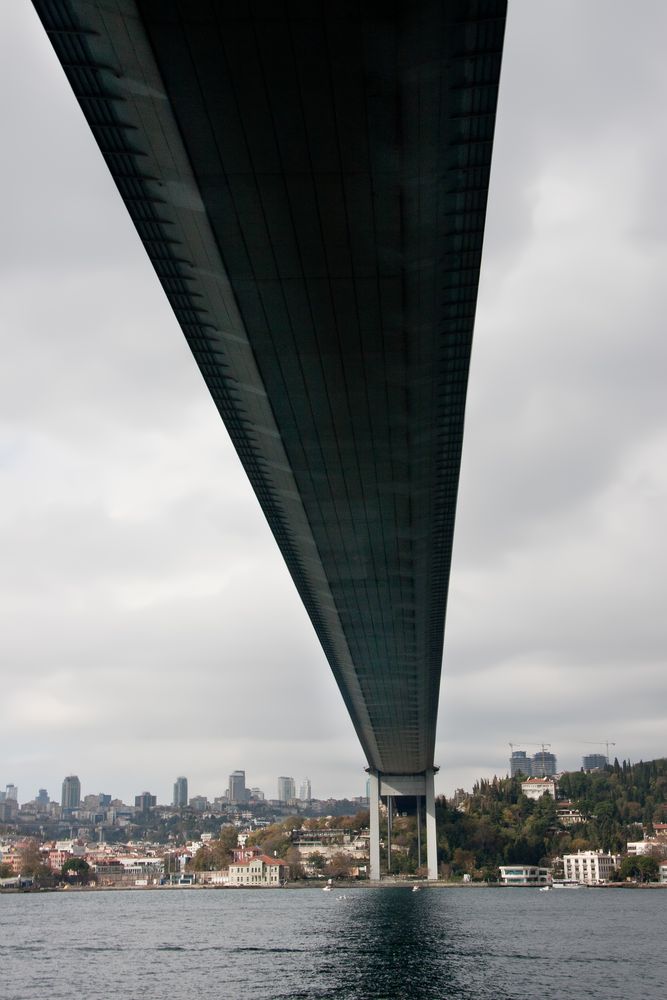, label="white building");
[499,865,551,886]
[626,840,667,857]
[228,855,289,886]
[556,801,585,826]
[299,777,312,801]
[521,777,557,801]
[659,863,667,884]
[562,851,618,885]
